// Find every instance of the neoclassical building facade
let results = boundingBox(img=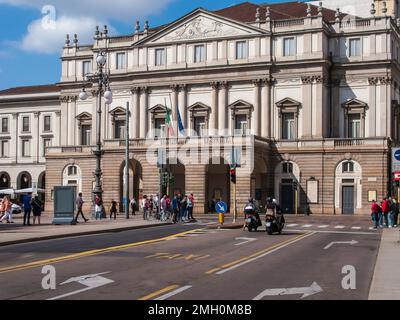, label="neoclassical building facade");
[1,1,400,215]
